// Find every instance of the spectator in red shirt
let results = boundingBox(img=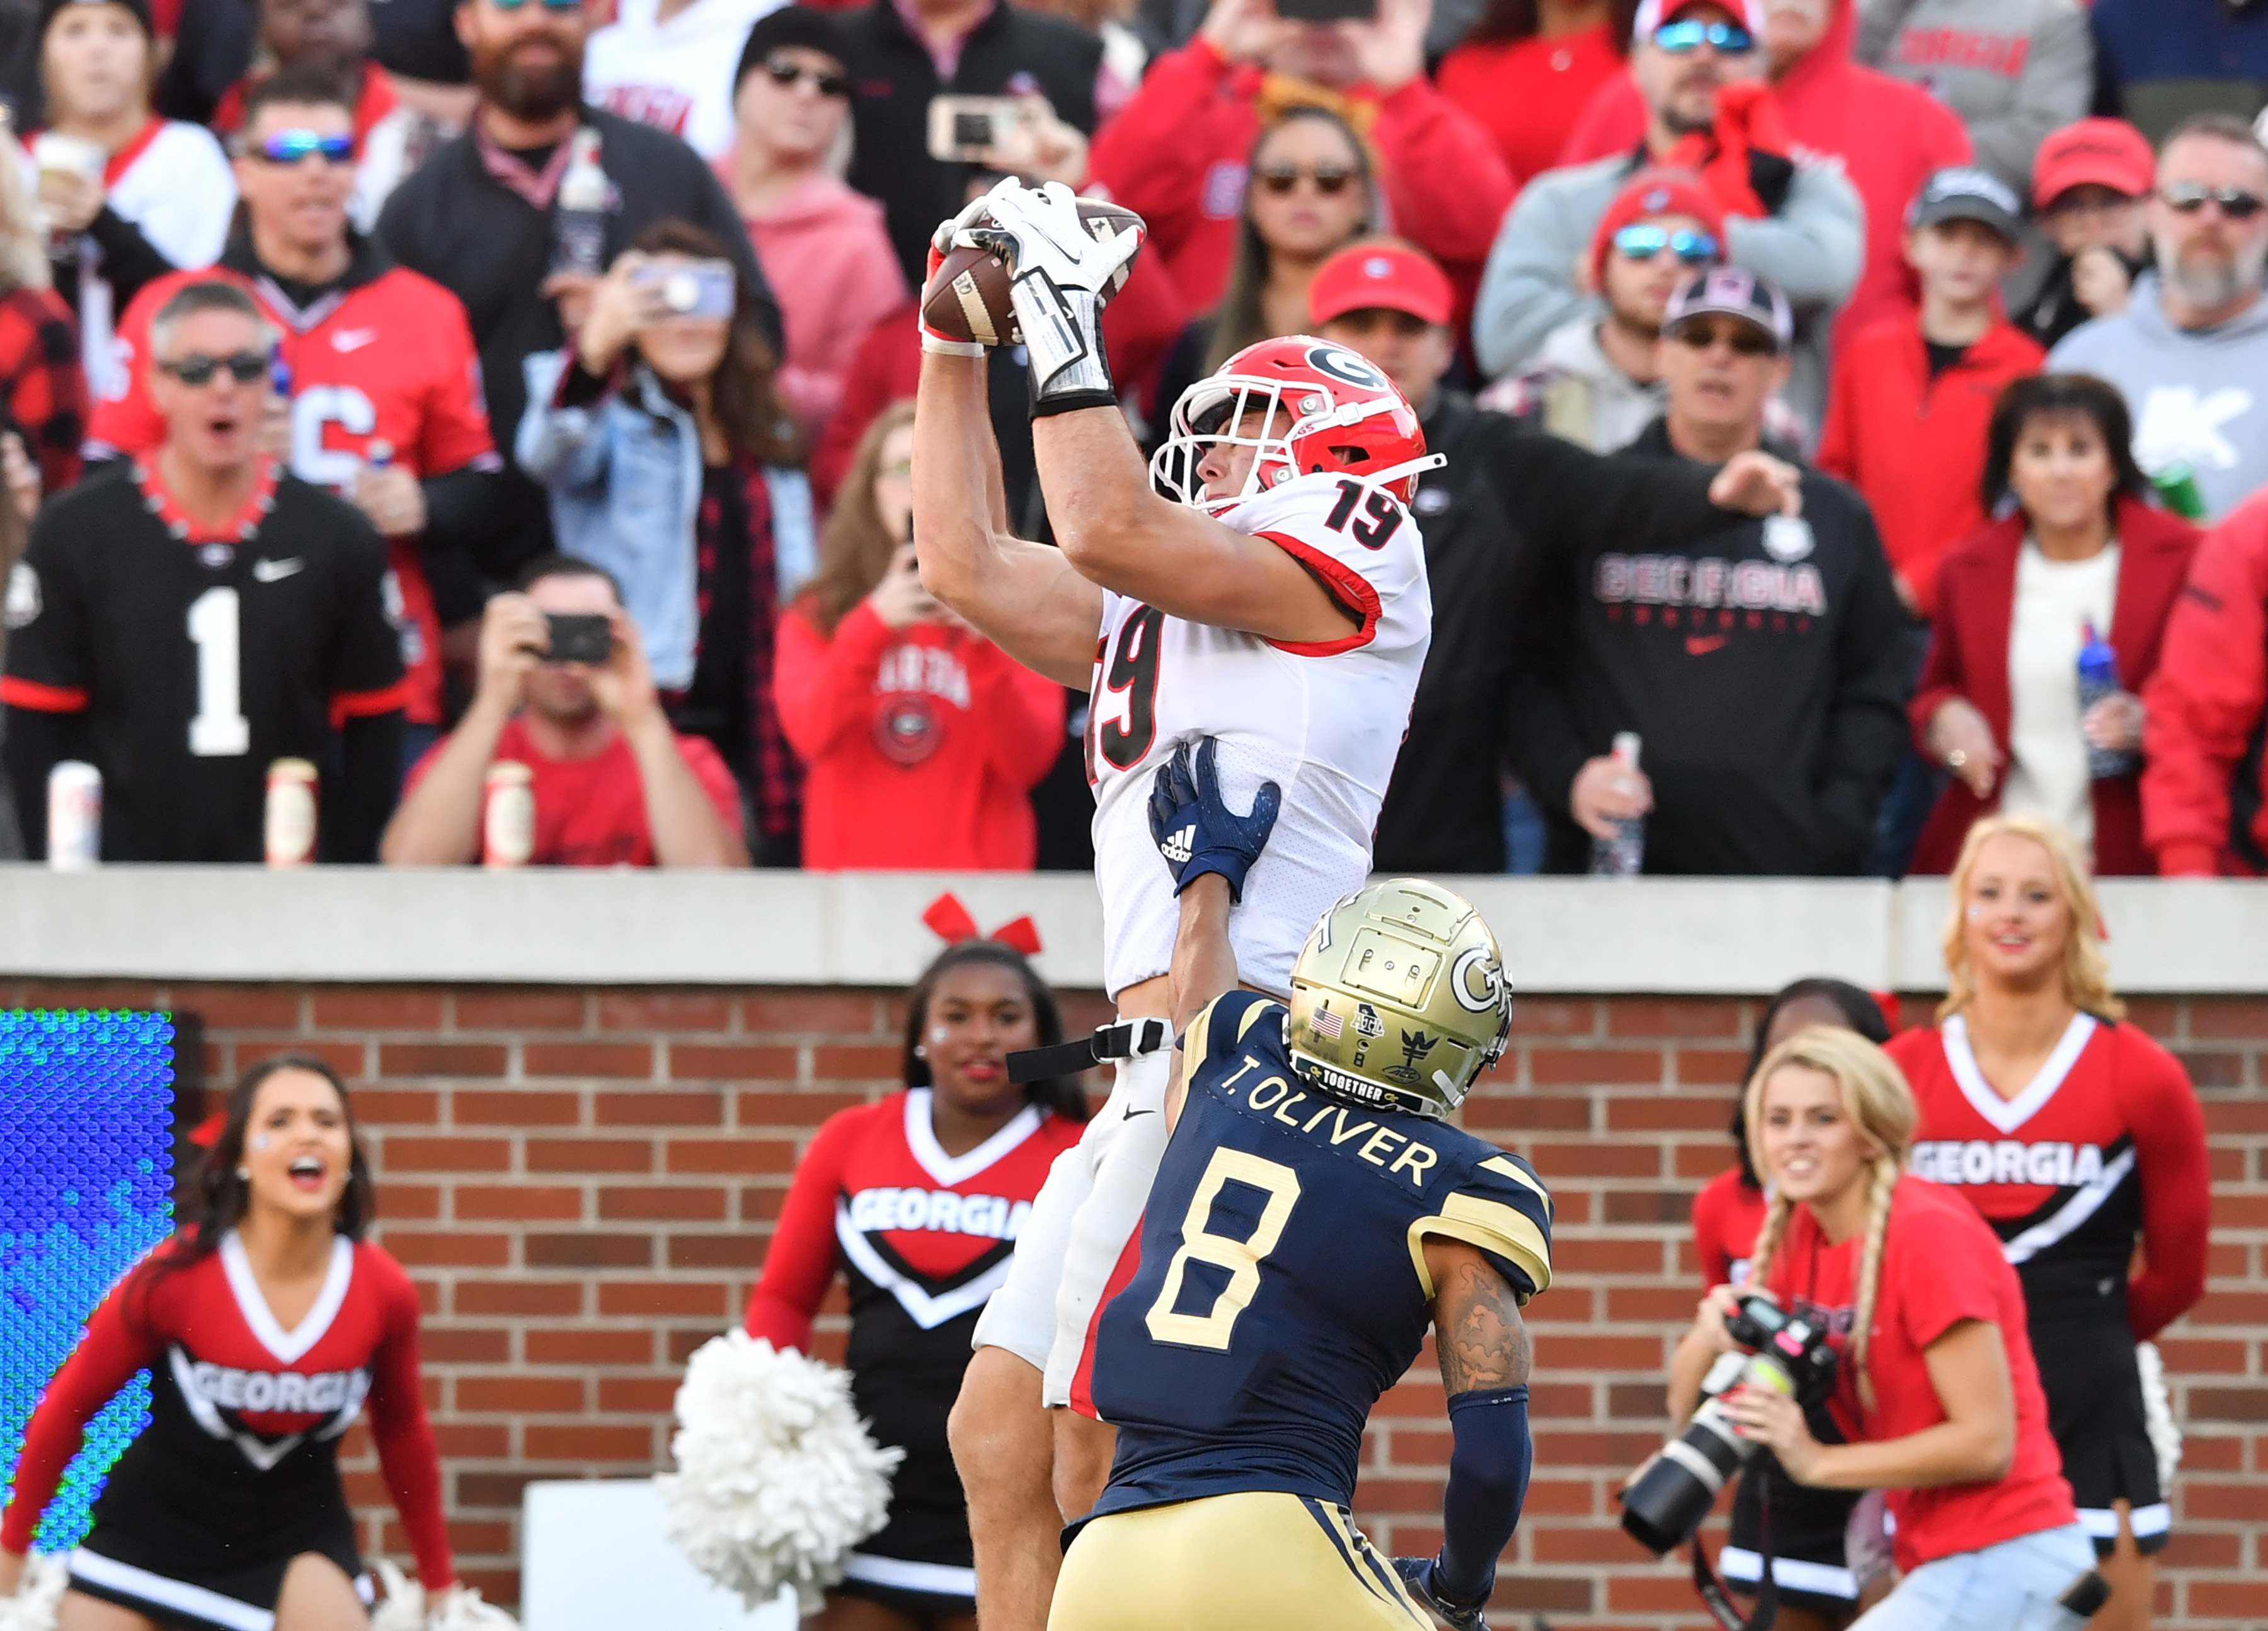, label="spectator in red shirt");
[1148,105,1376,430]
[1915,375,2196,878]
[382,556,748,867]
[1818,168,2045,621]
[777,403,1064,869]
[2139,489,2268,876]
[1087,0,1513,319]
[1436,0,1633,188]
[1561,0,1972,352]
